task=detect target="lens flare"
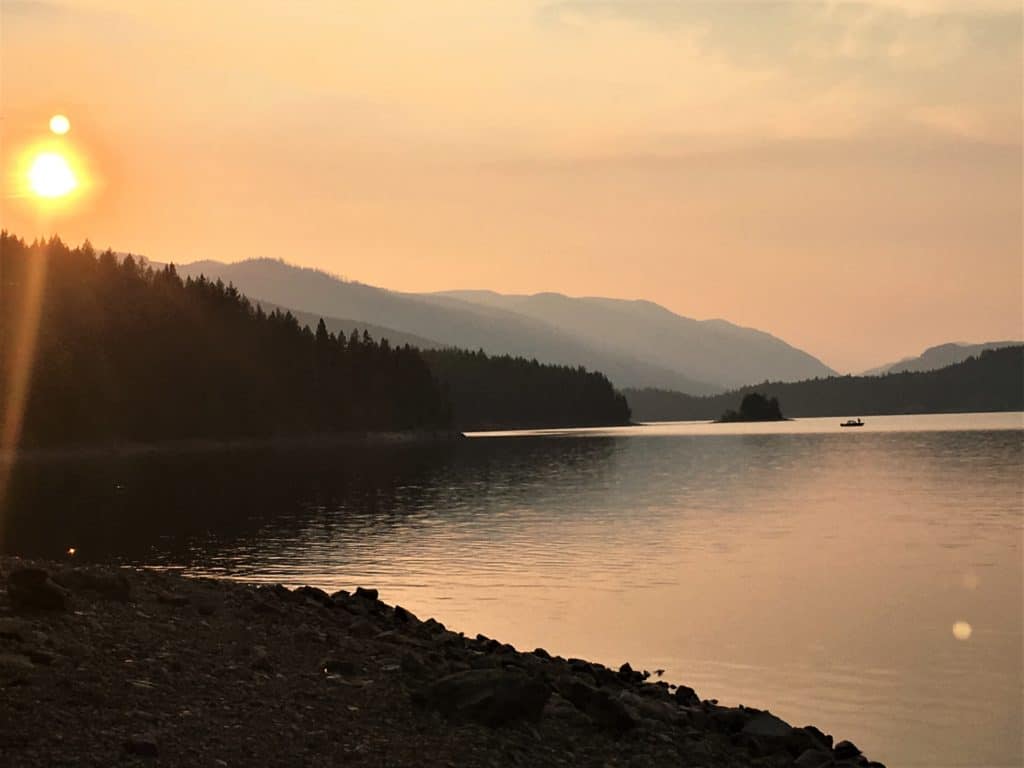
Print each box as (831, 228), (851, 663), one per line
(952, 621), (972, 641)
(28, 152), (78, 198)
(49, 114), (70, 135)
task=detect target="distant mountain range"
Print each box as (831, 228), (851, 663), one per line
(864, 341), (1023, 376)
(626, 346), (1024, 422)
(171, 258), (836, 393)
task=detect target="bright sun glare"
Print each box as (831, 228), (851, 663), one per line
(28, 152), (78, 198)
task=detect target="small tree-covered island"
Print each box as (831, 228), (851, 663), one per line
(716, 392), (786, 423)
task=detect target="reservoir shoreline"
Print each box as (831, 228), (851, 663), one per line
(1, 557), (883, 768)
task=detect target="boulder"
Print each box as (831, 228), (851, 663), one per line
(354, 587), (378, 601)
(294, 586), (332, 606)
(742, 711), (793, 740)
(7, 568), (70, 611)
(560, 678), (636, 732)
(124, 735), (158, 758)
(416, 668), (551, 726)
(673, 684), (700, 707)
(834, 740), (862, 760)
(707, 706), (749, 734)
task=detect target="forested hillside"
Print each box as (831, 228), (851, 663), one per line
(423, 349), (631, 431)
(626, 346), (1024, 422)
(1, 234), (632, 446)
(1, 234), (450, 446)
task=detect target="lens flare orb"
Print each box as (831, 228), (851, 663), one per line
(49, 114), (71, 135)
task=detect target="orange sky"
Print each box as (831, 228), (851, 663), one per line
(1, 0), (1021, 372)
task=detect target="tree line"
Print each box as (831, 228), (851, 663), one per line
(625, 346), (1024, 423)
(423, 348), (631, 431)
(1, 233), (630, 446)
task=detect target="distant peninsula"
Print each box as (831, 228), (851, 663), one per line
(716, 393), (786, 423)
(626, 346), (1024, 423)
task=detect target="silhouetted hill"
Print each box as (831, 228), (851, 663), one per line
(173, 259), (833, 393)
(625, 346), (1024, 422)
(436, 290), (835, 389)
(175, 259), (714, 394)
(1, 235), (450, 446)
(864, 341), (1022, 376)
(1, 234), (634, 444)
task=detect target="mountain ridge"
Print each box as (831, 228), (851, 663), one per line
(864, 341), (1022, 376)
(171, 257), (836, 393)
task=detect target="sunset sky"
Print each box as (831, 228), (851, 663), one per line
(2, 0), (1021, 372)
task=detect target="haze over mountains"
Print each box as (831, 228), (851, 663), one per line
(173, 258), (836, 393)
(864, 341), (1023, 376)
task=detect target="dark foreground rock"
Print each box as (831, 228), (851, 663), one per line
(0, 557), (885, 767)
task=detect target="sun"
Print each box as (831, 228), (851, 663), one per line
(28, 152), (78, 198)
(49, 114), (71, 135)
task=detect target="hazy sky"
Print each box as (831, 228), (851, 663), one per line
(2, 0), (1021, 372)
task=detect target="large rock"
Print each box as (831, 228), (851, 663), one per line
(560, 678), (637, 732)
(54, 568), (130, 602)
(416, 668), (551, 726)
(834, 740), (862, 760)
(741, 711), (792, 739)
(7, 568), (70, 611)
(673, 684), (700, 707)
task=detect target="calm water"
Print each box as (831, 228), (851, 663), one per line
(2, 413), (1021, 767)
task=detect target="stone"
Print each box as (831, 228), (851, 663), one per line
(834, 740), (862, 760)
(393, 605), (416, 623)
(618, 690), (678, 725)
(124, 735), (158, 758)
(295, 586), (332, 606)
(251, 645), (273, 672)
(674, 684), (700, 707)
(796, 749), (835, 768)
(742, 711), (793, 740)
(321, 658), (356, 676)
(7, 568), (70, 611)
(354, 587), (378, 601)
(800, 725), (834, 751)
(708, 706), (749, 734)
(416, 668), (551, 726)
(560, 678), (636, 732)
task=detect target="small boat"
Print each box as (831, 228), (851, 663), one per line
(840, 418), (865, 428)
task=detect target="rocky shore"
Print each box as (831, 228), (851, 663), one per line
(0, 557), (884, 767)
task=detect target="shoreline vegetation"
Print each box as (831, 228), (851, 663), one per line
(0, 557), (884, 768)
(626, 346), (1024, 423)
(0, 233), (631, 450)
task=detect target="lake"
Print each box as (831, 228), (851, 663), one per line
(2, 412), (1021, 767)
